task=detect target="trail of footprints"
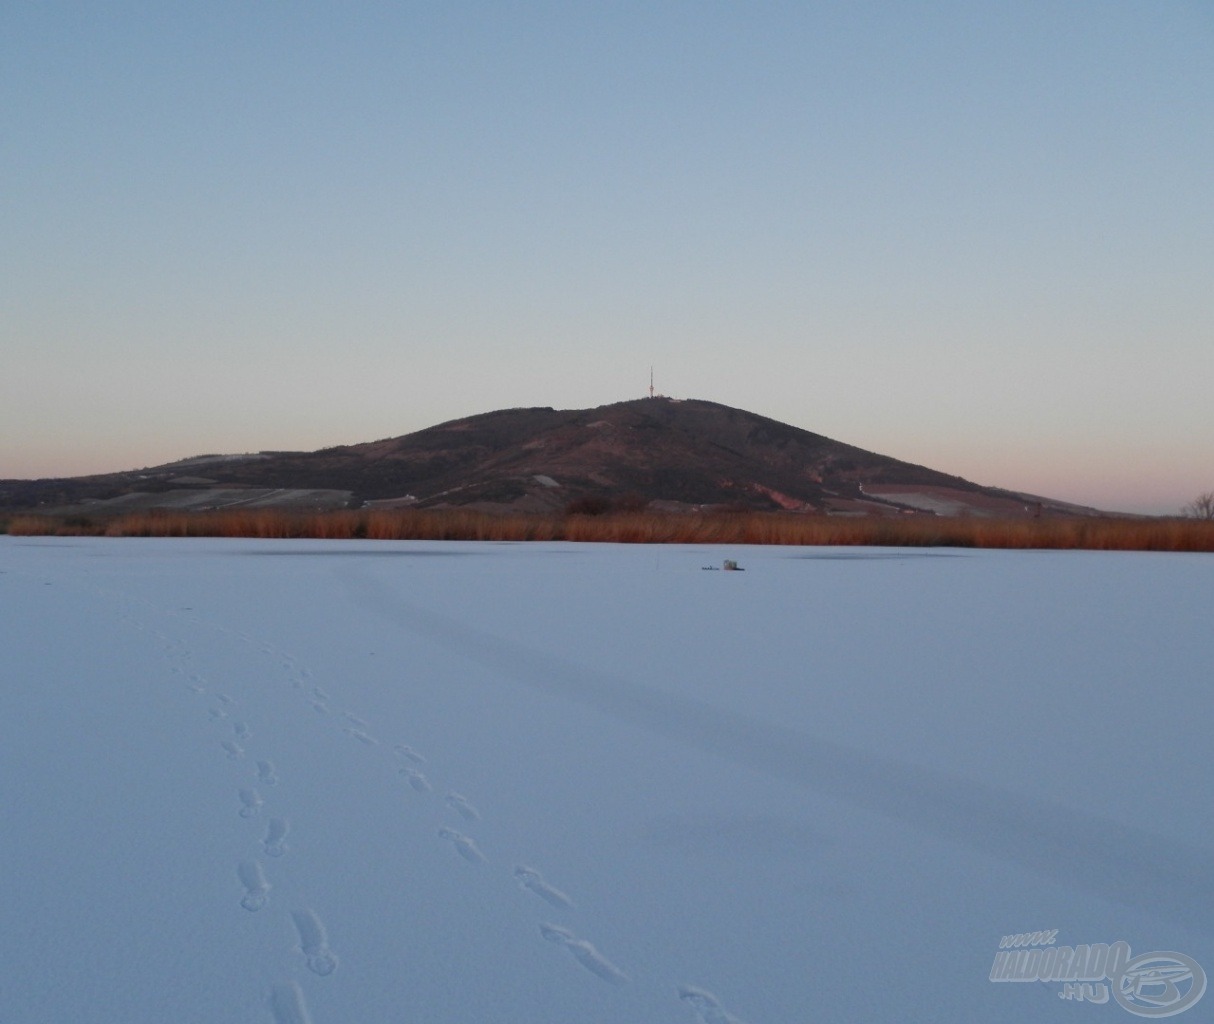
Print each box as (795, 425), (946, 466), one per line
(170, 635), (342, 1022)
(165, 616), (742, 1023)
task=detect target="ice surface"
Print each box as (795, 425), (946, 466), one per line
(1, 536), (1211, 1023)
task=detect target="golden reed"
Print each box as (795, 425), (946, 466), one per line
(5, 508), (1213, 552)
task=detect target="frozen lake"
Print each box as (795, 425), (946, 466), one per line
(1, 536), (1210, 1022)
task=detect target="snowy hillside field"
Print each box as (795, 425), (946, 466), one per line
(2, 537), (1210, 1023)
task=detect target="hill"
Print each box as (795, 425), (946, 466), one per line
(0, 398), (1096, 517)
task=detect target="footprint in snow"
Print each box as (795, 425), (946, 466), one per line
(237, 861), (270, 911)
(401, 768), (432, 793)
(394, 744), (426, 765)
(343, 712), (368, 727)
(540, 922), (576, 944)
(263, 817), (290, 857)
(238, 788), (263, 818)
(539, 923), (628, 986)
(256, 760), (279, 786)
(270, 980), (313, 1024)
(444, 792), (481, 821)
(678, 985), (748, 1024)
(513, 865), (574, 909)
(233, 721), (251, 740)
(209, 707), (228, 722)
(291, 908), (339, 976)
(343, 727), (378, 746)
(312, 686), (329, 701)
(222, 740), (244, 760)
(438, 827), (486, 864)
(310, 701), (329, 715)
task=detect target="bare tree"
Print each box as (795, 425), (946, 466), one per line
(1182, 491), (1214, 519)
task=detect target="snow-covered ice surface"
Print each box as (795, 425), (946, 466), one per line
(2, 537), (1211, 1023)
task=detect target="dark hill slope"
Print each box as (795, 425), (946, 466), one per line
(0, 398), (1093, 517)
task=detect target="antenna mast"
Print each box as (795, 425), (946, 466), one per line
(649, 366), (654, 399)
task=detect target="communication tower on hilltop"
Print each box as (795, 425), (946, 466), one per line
(649, 366), (654, 399)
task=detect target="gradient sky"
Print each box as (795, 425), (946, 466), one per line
(3, 2), (1211, 514)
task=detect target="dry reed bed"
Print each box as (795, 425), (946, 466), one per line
(5, 509), (1213, 552)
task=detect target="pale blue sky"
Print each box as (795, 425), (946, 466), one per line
(3, 2), (1211, 513)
